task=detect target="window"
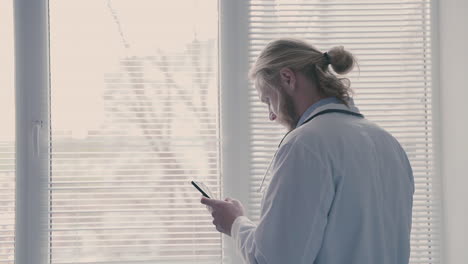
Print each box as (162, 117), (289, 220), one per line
(247, 1), (439, 263)
(12, 0), (440, 263)
(48, 0), (220, 263)
(0, 1), (15, 263)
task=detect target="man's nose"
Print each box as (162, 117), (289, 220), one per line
(269, 112), (277, 121)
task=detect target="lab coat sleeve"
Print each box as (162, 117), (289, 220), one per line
(231, 140), (335, 264)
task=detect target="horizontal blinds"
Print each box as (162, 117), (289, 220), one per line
(49, 1), (220, 263)
(247, 1), (439, 263)
(0, 1), (15, 263)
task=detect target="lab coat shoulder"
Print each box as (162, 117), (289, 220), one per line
(280, 124), (329, 159)
(284, 113), (348, 149)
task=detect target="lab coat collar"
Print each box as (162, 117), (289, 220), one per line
(296, 97), (361, 127)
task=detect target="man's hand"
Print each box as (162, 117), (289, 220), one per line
(200, 197), (245, 236)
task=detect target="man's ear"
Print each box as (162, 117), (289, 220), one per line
(279, 67), (296, 94)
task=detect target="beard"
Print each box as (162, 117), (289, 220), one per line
(277, 89), (300, 131)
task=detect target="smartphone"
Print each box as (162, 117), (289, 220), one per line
(191, 181), (213, 198)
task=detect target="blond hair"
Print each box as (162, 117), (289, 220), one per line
(249, 38), (356, 105)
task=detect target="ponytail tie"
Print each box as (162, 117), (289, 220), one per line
(323, 52), (331, 65)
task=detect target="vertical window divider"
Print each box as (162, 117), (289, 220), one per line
(219, 0), (251, 263)
(14, 0), (51, 263)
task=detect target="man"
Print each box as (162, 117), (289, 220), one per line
(201, 38), (414, 264)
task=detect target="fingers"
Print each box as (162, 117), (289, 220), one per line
(212, 218), (223, 233)
(200, 196), (222, 207)
(224, 197), (243, 205)
(201, 196), (242, 209)
(231, 199), (242, 206)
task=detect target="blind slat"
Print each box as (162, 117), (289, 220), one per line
(247, 1), (438, 263)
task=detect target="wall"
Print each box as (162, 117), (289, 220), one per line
(438, 0), (468, 263)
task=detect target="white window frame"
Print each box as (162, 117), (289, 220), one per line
(437, 0), (468, 263)
(13, 0), (468, 263)
(14, 0), (50, 264)
(219, 0), (251, 263)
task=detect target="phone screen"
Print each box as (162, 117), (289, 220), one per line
(191, 181), (213, 198)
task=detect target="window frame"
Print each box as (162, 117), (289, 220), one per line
(218, 0), (251, 263)
(14, 0), (50, 264)
(437, 0), (468, 263)
(14, 0), (464, 263)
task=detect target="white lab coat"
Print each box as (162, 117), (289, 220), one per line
(231, 102), (414, 264)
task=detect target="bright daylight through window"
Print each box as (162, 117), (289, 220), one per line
(247, 1), (439, 263)
(4, 0), (439, 263)
(0, 1), (15, 263)
(49, 0), (220, 263)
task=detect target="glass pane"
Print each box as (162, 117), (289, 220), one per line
(248, 0), (438, 263)
(0, 1), (15, 263)
(49, 1), (220, 263)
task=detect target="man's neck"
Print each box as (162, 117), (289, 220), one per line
(295, 94), (326, 119)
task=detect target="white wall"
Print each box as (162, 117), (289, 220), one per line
(438, 0), (468, 263)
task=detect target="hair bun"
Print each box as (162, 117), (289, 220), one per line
(327, 46), (355, 75)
